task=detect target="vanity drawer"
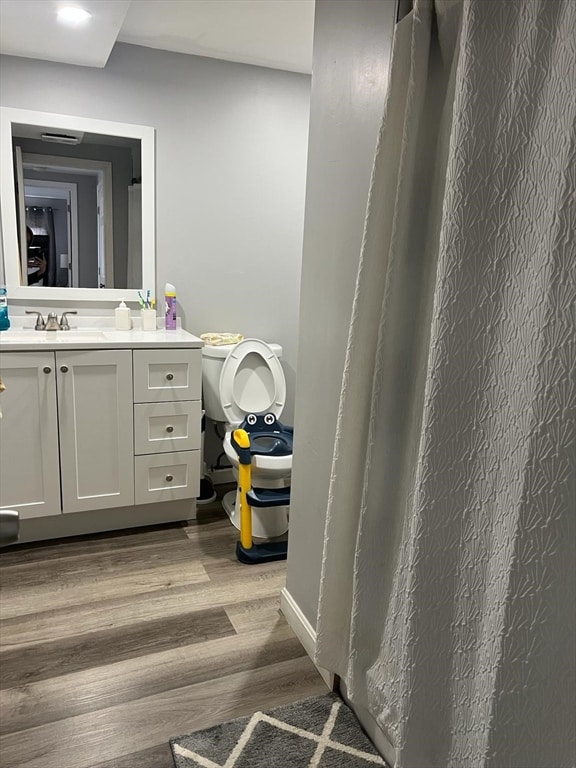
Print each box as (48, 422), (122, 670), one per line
(134, 401), (201, 455)
(134, 450), (200, 505)
(133, 349), (201, 403)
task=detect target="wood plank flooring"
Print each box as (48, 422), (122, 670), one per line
(0, 492), (327, 767)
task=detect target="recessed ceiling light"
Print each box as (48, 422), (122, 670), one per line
(57, 6), (92, 25)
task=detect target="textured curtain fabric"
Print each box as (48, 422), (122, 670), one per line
(315, 1), (576, 767)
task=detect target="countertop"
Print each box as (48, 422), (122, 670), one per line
(0, 317), (203, 352)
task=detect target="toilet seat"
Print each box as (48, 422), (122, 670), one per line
(219, 339), (286, 426)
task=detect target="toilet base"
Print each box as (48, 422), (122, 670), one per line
(222, 489), (289, 539)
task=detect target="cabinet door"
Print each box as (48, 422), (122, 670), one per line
(56, 349), (134, 513)
(0, 351), (61, 518)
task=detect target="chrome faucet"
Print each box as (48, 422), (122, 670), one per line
(59, 311), (77, 330)
(25, 310), (78, 331)
(45, 313), (60, 331)
(25, 310), (46, 330)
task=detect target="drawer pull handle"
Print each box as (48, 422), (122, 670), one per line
(166, 372), (174, 381)
(60, 365), (69, 373)
(166, 474), (174, 482)
(43, 366), (52, 374)
(166, 425), (174, 433)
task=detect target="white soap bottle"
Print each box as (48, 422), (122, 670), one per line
(115, 299), (132, 330)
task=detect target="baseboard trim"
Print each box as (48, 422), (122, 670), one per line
(339, 680), (397, 768)
(280, 588), (334, 690)
(280, 592), (396, 766)
(13, 498), (197, 544)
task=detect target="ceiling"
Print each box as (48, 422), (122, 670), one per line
(0, 0), (314, 73)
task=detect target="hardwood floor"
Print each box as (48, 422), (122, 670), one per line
(0, 492), (326, 768)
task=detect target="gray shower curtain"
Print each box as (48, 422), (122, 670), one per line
(315, 1), (575, 767)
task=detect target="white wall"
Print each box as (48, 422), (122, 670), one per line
(0, 43), (311, 422)
(286, 0), (396, 627)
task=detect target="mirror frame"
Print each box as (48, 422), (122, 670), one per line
(0, 107), (155, 302)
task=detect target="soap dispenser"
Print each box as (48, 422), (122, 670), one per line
(115, 299), (132, 331)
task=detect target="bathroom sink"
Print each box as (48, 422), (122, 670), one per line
(0, 329), (107, 343)
(52, 331), (108, 342)
(0, 330), (39, 340)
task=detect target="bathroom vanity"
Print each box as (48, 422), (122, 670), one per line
(0, 318), (203, 542)
(0, 109), (207, 543)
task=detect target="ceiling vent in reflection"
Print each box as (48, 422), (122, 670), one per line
(40, 133), (81, 145)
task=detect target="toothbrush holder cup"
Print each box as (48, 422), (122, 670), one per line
(141, 309), (157, 331)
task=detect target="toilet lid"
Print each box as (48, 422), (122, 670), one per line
(219, 338), (286, 425)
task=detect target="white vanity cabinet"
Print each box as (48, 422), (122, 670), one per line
(0, 349), (134, 516)
(56, 349), (134, 513)
(0, 334), (203, 539)
(0, 351), (61, 518)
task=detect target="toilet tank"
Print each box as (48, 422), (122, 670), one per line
(201, 342), (282, 423)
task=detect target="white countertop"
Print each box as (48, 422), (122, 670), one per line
(0, 316), (203, 351)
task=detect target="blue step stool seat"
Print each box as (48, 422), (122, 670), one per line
(247, 486), (291, 508)
(236, 540), (288, 564)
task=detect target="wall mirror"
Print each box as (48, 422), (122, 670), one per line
(0, 107), (155, 302)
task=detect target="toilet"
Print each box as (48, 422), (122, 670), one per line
(201, 339), (291, 538)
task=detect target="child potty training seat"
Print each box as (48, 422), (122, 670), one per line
(240, 412), (293, 458)
(218, 339), (292, 539)
(220, 338), (293, 477)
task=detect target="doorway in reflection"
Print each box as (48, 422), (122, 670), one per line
(26, 174), (79, 287)
(26, 206), (55, 286)
(25, 167), (96, 288)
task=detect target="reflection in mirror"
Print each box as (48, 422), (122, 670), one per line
(12, 125), (142, 289)
(0, 108), (155, 302)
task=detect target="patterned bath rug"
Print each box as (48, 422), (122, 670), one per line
(170, 692), (388, 767)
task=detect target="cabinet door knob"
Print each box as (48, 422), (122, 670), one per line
(166, 474), (174, 482)
(60, 365), (69, 373)
(165, 372), (174, 381)
(43, 366), (52, 374)
(166, 425), (174, 433)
